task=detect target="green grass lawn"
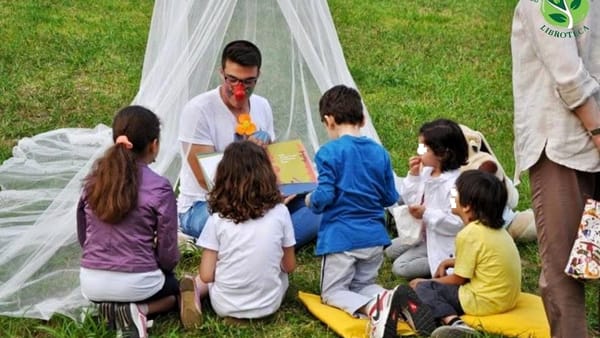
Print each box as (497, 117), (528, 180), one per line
(0, 0), (597, 337)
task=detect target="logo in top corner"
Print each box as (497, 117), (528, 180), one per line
(541, 0), (590, 29)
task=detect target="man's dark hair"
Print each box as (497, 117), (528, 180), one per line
(455, 170), (507, 229)
(318, 85), (364, 126)
(419, 118), (468, 172)
(221, 40), (262, 69)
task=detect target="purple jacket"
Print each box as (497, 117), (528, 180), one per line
(77, 163), (180, 273)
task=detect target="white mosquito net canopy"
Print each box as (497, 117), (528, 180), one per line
(0, 0), (382, 319)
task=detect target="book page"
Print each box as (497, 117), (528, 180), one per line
(197, 152), (223, 190)
(195, 140), (317, 195)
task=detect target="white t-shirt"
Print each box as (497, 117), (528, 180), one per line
(178, 87), (275, 212)
(79, 267), (164, 302)
(196, 203), (295, 318)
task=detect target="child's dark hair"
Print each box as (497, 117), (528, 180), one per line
(221, 40), (262, 69)
(455, 170), (507, 229)
(84, 105), (160, 224)
(420, 118), (468, 171)
(208, 141), (282, 223)
(318, 85), (364, 126)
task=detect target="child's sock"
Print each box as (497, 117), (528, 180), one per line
(447, 316), (462, 326)
(137, 303), (149, 315)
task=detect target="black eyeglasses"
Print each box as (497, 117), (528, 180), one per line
(223, 74), (258, 86)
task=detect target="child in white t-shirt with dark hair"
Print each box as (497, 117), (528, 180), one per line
(193, 140), (296, 319)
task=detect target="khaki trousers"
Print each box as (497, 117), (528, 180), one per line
(530, 152), (600, 338)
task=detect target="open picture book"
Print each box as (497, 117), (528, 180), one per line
(197, 139), (318, 196)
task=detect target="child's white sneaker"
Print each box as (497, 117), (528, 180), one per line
(366, 286), (402, 338)
(115, 303), (147, 338)
(431, 319), (477, 337)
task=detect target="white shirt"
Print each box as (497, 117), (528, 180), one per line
(511, 1), (600, 184)
(196, 204), (295, 318)
(402, 167), (463, 276)
(79, 267), (164, 302)
(178, 87), (275, 212)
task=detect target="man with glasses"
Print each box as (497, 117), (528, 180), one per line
(177, 40), (319, 248)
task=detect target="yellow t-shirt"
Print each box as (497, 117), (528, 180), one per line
(455, 220), (521, 316)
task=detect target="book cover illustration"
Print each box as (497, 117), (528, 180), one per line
(267, 139), (317, 196)
(196, 139), (317, 196)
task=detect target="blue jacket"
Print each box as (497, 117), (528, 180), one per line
(309, 135), (399, 255)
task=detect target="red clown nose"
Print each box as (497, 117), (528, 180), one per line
(233, 83), (246, 100)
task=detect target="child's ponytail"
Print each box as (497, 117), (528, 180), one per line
(84, 106), (160, 224)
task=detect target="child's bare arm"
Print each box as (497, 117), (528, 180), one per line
(434, 273), (468, 286)
(409, 271), (467, 290)
(280, 246), (296, 273)
(199, 249), (217, 283)
(434, 258), (455, 278)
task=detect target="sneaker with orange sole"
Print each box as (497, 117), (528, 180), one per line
(180, 275), (202, 329)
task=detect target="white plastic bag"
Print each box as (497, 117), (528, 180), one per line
(391, 205), (423, 246)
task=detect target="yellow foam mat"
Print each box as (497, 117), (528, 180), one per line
(462, 293), (550, 338)
(298, 291), (549, 338)
(298, 291), (414, 337)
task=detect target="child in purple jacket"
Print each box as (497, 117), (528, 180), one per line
(77, 106), (201, 337)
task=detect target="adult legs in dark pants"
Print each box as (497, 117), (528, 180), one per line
(530, 151), (600, 338)
(287, 194), (321, 249)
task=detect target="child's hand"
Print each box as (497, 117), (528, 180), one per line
(409, 277), (427, 290)
(304, 193), (312, 207)
(408, 156), (422, 176)
(434, 258), (455, 278)
(408, 204), (425, 219)
(248, 130), (271, 147)
(283, 194), (297, 205)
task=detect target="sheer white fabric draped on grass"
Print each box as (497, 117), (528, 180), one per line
(0, 0), (382, 320)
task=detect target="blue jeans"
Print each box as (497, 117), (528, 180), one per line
(287, 194), (320, 249)
(178, 200), (209, 239)
(179, 197), (319, 247)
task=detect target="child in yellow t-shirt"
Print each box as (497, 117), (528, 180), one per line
(409, 170), (521, 337)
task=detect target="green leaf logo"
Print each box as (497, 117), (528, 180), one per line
(542, 0), (589, 28)
(549, 13), (568, 22)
